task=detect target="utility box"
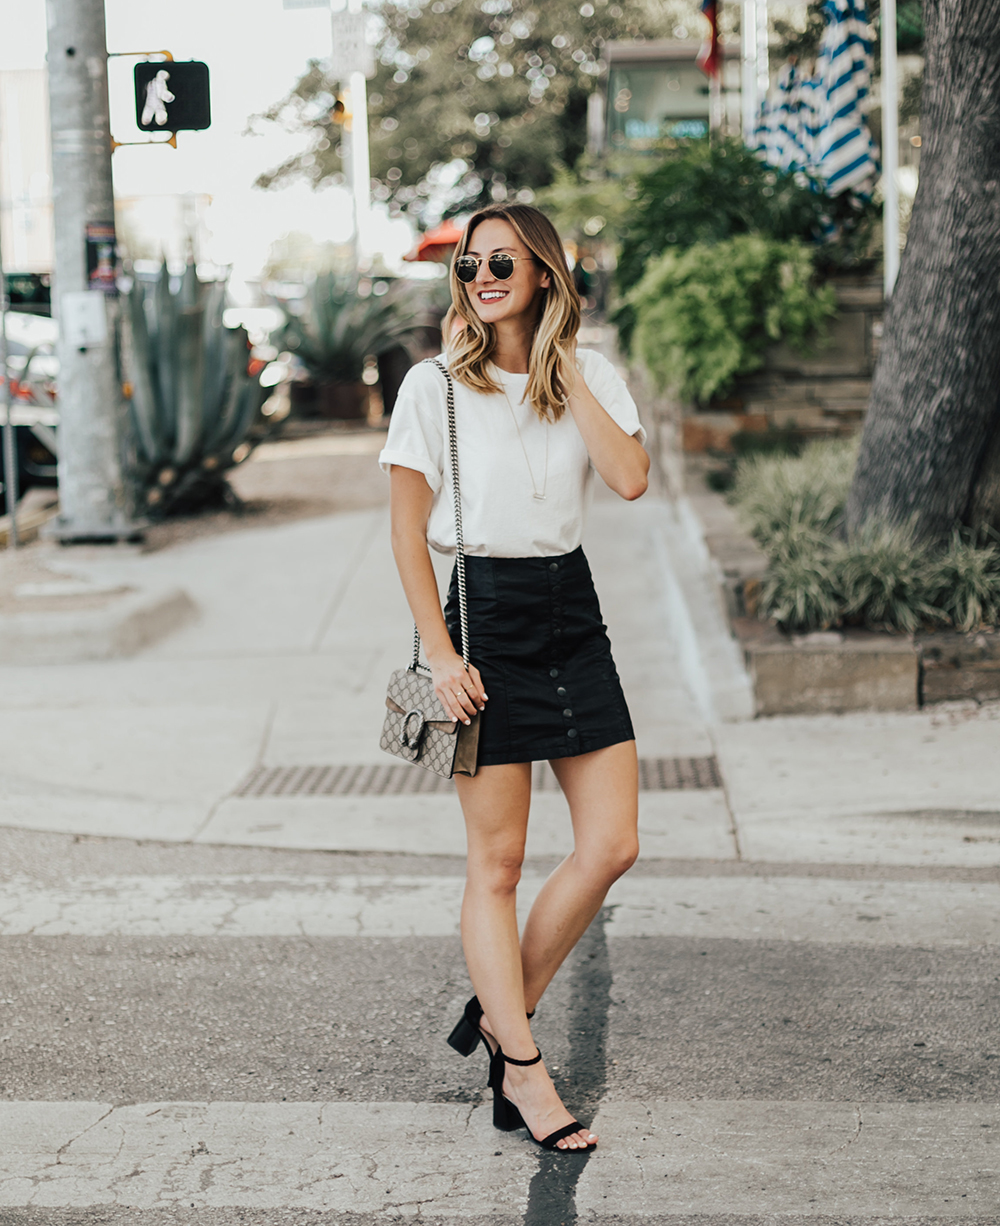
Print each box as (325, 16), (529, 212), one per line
(134, 61), (211, 132)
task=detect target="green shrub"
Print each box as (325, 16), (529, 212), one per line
(629, 236), (837, 405)
(926, 529), (1000, 632)
(833, 523), (944, 634)
(731, 438), (857, 550)
(729, 439), (1000, 634)
(759, 549), (840, 632)
(616, 138), (876, 301)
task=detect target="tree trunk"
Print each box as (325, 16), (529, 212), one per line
(967, 407), (1000, 533)
(845, 0), (1000, 542)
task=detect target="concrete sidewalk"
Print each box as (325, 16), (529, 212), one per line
(0, 487), (997, 867)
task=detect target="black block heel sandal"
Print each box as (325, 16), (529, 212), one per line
(488, 1045), (596, 1152)
(446, 995), (535, 1058)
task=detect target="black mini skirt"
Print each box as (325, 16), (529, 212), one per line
(444, 546), (634, 768)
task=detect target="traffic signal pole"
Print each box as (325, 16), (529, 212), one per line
(45, 0), (137, 542)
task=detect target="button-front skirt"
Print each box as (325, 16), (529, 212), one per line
(445, 546), (634, 767)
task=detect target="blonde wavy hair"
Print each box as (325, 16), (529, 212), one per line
(443, 204), (580, 423)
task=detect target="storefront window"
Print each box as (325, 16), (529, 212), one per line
(608, 62), (710, 150)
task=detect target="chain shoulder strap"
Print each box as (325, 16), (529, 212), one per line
(410, 358), (469, 670)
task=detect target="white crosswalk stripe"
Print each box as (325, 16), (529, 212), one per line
(1, 1099), (994, 1215)
(2, 872), (998, 945)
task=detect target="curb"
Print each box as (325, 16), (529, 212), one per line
(652, 498), (756, 724)
(0, 585), (197, 665)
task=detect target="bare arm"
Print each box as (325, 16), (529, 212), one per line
(566, 366), (649, 501)
(389, 464), (487, 725)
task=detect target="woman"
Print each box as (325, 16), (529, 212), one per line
(379, 204), (649, 1153)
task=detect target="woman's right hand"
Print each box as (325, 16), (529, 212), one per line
(428, 650), (487, 725)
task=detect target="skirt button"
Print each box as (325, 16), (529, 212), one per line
(548, 562), (559, 572)
(566, 728), (578, 739)
(549, 668), (559, 679)
(563, 708), (573, 718)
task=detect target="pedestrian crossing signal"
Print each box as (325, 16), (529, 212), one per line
(134, 61), (211, 132)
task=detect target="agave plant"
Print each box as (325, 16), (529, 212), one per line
(122, 264), (269, 516)
(281, 274), (423, 386)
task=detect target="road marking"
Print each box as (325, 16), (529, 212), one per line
(0, 1100), (993, 1215)
(2, 873), (997, 945)
(197, 790), (737, 860)
(576, 1100), (998, 1218)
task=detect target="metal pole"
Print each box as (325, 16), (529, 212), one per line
(45, 0), (136, 542)
(709, 74), (723, 135)
(881, 0), (900, 297)
(348, 69), (371, 259)
(347, 0), (370, 263)
(755, 0), (770, 108)
(742, 0), (759, 142)
(0, 163), (19, 549)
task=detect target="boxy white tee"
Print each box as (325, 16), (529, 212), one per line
(378, 349), (646, 558)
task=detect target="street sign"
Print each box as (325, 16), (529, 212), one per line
(330, 10), (373, 80)
(61, 292), (109, 348)
(134, 61), (211, 132)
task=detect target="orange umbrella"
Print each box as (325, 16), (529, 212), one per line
(404, 218), (466, 263)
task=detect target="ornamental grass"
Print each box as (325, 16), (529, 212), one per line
(729, 441), (1000, 634)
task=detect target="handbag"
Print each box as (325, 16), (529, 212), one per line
(379, 359), (480, 778)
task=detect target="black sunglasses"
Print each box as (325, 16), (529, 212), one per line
(454, 253), (536, 283)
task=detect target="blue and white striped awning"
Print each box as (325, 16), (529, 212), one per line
(754, 0), (879, 200)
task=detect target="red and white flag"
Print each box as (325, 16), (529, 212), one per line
(697, 0), (722, 78)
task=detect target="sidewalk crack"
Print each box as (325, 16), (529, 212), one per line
(309, 510), (383, 653)
(55, 1104), (115, 1164)
(830, 1103), (864, 1154)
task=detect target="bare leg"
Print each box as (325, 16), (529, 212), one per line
(455, 763), (596, 1150)
(520, 740), (640, 1012)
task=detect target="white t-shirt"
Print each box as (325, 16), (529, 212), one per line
(378, 348), (645, 558)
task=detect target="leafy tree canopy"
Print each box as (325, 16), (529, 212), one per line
(615, 137), (877, 348)
(774, 0), (924, 63)
(251, 0), (694, 222)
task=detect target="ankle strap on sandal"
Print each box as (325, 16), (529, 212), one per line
(500, 1047), (541, 1067)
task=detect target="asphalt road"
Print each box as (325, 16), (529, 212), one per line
(1, 824), (997, 1225)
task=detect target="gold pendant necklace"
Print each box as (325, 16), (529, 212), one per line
(500, 382), (548, 501)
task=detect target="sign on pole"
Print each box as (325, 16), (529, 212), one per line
(330, 10), (372, 81)
(134, 61), (211, 132)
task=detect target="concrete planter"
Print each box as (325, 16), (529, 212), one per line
(314, 381), (369, 420)
(682, 478), (998, 716)
(290, 381), (370, 420)
(735, 619), (920, 716)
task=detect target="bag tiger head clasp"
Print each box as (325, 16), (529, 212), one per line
(400, 708), (427, 753)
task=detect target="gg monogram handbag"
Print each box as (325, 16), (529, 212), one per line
(379, 359), (480, 778)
